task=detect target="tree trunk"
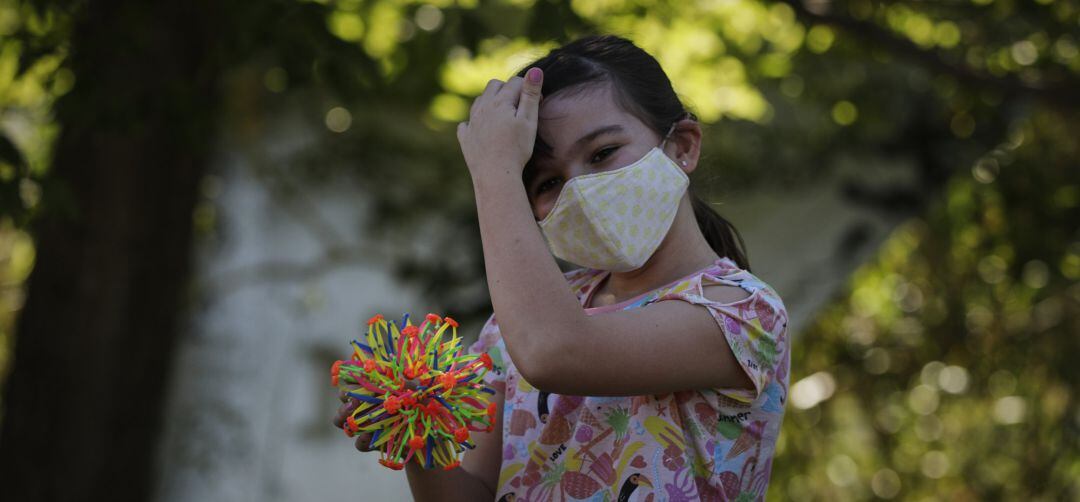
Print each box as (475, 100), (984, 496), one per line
(0, 2), (221, 500)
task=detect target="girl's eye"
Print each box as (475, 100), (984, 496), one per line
(591, 146), (618, 163)
(536, 177), (562, 194)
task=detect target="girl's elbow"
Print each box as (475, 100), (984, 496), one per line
(516, 322), (581, 391)
(517, 328), (569, 389)
(514, 332), (552, 388)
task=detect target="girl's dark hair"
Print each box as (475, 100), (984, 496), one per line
(514, 34), (751, 272)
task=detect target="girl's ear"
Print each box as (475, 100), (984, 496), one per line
(670, 118), (702, 174)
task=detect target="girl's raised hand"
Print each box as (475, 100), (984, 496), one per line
(457, 67), (543, 182)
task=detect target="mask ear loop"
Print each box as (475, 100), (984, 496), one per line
(659, 122), (676, 150)
(659, 111), (690, 150)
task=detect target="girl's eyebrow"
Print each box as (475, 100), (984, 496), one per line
(523, 124), (626, 191)
(573, 124), (625, 149)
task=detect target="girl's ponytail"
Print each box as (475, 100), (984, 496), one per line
(689, 189), (751, 272)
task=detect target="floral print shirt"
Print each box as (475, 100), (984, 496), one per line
(466, 257), (790, 502)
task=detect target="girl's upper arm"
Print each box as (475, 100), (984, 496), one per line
(526, 282), (786, 401)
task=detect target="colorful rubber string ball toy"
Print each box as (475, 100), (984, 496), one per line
(331, 312), (498, 471)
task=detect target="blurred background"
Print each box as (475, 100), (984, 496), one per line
(0, 0), (1077, 500)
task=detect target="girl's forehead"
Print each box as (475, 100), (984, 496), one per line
(537, 88), (643, 150)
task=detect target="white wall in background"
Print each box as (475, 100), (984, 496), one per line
(153, 110), (431, 502)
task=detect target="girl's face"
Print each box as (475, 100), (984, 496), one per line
(523, 83), (686, 222)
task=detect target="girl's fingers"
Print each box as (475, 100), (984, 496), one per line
(496, 76), (524, 107)
(473, 78), (505, 114)
(457, 121), (467, 144)
(516, 67), (543, 121)
(354, 432), (375, 452)
(332, 405), (347, 428)
(331, 398), (359, 429)
(332, 408), (344, 428)
(483, 78), (504, 93)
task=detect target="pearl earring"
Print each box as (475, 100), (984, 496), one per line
(680, 160), (687, 166)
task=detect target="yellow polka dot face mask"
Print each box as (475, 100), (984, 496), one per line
(537, 129), (689, 272)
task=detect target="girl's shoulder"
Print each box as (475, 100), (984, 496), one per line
(648, 258), (789, 336)
(699, 259), (785, 305)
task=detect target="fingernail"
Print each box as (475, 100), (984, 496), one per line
(527, 67), (542, 83)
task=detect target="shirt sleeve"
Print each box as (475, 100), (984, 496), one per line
(651, 274), (789, 404)
(465, 313), (508, 392)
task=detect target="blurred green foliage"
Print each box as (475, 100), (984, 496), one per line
(0, 0), (1077, 498)
(0, 0), (65, 402)
(772, 107), (1080, 500)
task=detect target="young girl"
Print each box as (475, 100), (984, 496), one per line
(336, 34), (789, 502)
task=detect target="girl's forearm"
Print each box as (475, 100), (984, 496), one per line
(404, 461), (494, 501)
(471, 173), (583, 380)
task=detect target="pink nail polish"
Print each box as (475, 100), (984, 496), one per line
(527, 67), (542, 83)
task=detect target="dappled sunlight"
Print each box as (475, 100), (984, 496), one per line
(772, 108), (1079, 499)
(440, 37), (559, 96)
(0, 0), (1076, 499)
